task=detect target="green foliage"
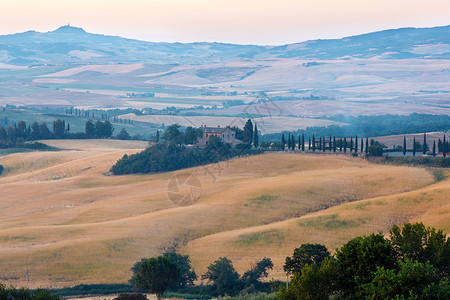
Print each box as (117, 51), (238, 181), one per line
(202, 257), (241, 296)
(335, 233), (396, 296)
(279, 223), (449, 299)
(117, 128), (131, 140)
(133, 256), (180, 300)
(184, 126), (203, 145)
(277, 257), (340, 300)
(0, 284), (61, 300)
(368, 145), (383, 156)
(390, 222), (450, 275)
(360, 258), (450, 299)
(162, 124), (184, 145)
(163, 252), (198, 288)
(283, 244), (330, 275)
(0, 164), (3, 176)
(50, 283), (138, 296)
(243, 119), (253, 144)
(241, 258), (274, 286)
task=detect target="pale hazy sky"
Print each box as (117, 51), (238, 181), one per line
(1, 0), (449, 45)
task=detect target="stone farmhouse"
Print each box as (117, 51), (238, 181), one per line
(196, 125), (244, 147)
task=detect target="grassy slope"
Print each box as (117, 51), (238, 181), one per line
(0, 140), (446, 288)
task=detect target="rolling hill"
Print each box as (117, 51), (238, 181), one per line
(0, 140), (448, 288)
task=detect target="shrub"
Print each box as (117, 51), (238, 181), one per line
(113, 293), (147, 300)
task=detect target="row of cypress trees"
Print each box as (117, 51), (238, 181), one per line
(281, 133), (373, 154)
(279, 132), (449, 157)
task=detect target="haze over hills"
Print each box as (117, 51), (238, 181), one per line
(1, 25), (450, 65)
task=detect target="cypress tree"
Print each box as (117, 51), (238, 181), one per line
(288, 134), (292, 150)
(333, 136), (336, 152)
(432, 141), (436, 157)
(423, 133), (427, 155)
(156, 130), (160, 143)
(339, 138), (343, 152)
(298, 135), (301, 150)
(355, 135), (358, 153)
(444, 135), (447, 158)
(403, 135), (406, 155)
(281, 134), (286, 150)
(350, 137), (353, 152)
(329, 135), (332, 151)
(308, 137), (311, 151)
(322, 137), (326, 152)
(312, 135), (316, 151)
(291, 135), (295, 151)
(344, 137), (347, 153)
(361, 138), (364, 153)
(365, 137), (369, 154)
(319, 137), (322, 151)
(413, 136), (416, 156)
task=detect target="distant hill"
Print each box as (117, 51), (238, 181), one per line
(1, 25), (450, 65)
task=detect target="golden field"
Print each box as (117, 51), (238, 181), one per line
(0, 139), (448, 288)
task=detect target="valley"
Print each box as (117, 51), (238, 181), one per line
(0, 140), (447, 288)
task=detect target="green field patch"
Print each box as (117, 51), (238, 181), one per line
(297, 214), (359, 230)
(432, 170), (448, 183)
(0, 235), (37, 243)
(246, 194), (278, 206)
(234, 229), (285, 247)
(104, 237), (133, 253)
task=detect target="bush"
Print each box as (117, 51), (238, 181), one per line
(0, 164), (3, 176)
(113, 293), (147, 300)
(368, 145), (383, 156)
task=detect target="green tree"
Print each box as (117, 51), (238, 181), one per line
(184, 126), (203, 145)
(284, 244), (330, 275)
(163, 252), (197, 288)
(155, 130), (160, 143)
(390, 222), (450, 275)
(162, 124), (184, 145)
(335, 233), (396, 297)
(423, 132), (428, 155)
(253, 124), (259, 148)
(277, 257), (339, 300)
(241, 257), (273, 286)
(281, 134), (286, 150)
(360, 258), (449, 299)
(243, 119), (253, 144)
(202, 257), (241, 296)
(301, 134), (305, 151)
(433, 140), (436, 157)
(403, 135), (407, 155)
(132, 256), (180, 300)
(117, 128), (131, 140)
(85, 120), (96, 138)
(39, 122), (52, 139)
(343, 137), (347, 153)
(53, 119), (65, 138)
(365, 137), (369, 154)
(368, 145), (383, 156)
(312, 135), (316, 151)
(413, 136), (416, 156)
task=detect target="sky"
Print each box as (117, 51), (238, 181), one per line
(1, 0), (450, 45)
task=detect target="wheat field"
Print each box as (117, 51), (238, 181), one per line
(0, 140), (447, 288)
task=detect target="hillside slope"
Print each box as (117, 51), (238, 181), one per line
(0, 140), (447, 288)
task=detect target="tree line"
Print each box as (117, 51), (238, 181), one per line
(0, 119), (134, 149)
(117, 222), (449, 299)
(262, 113), (450, 142)
(270, 132), (449, 157)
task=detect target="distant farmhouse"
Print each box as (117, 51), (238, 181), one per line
(196, 125), (244, 147)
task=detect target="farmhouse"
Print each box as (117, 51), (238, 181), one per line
(196, 125), (244, 147)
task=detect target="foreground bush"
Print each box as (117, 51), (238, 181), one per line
(0, 284), (61, 300)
